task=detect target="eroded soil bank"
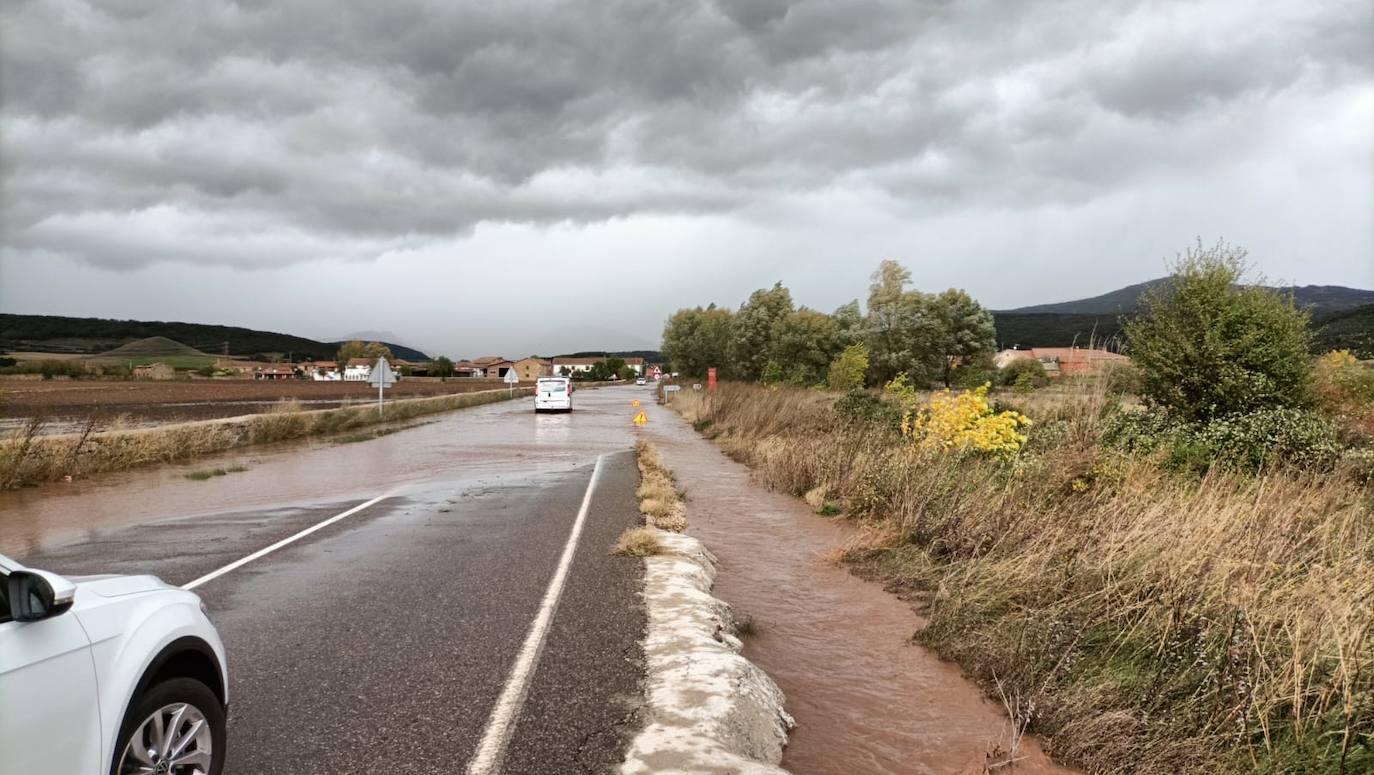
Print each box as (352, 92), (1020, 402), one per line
(641, 404), (1077, 775)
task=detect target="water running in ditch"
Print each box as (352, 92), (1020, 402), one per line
(645, 412), (1077, 775)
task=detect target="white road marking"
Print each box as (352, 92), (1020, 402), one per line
(181, 489), (401, 591)
(466, 454), (606, 775)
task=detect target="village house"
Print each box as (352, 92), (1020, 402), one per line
(344, 358), (375, 381)
(994, 347), (1130, 377)
(254, 365), (295, 381)
(512, 357), (552, 382)
(454, 356), (513, 378)
(213, 359), (262, 378)
(133, 362), (175, 380)
(551, 356), (645, 376)
(303, 360), (341, 381)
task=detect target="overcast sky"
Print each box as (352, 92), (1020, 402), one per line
(2, 0), (1371, 357)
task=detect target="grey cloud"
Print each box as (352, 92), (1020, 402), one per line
(1, 0), (1369, 268)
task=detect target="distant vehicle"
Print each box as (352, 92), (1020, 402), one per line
(635, 377), (647, 386)
(0, 553), (228, 775)
(535, 377), (574, 413)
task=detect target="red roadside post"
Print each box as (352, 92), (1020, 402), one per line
(708, 367), (717, 392)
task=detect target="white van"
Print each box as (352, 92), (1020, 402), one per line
(535, 377), (573, 413)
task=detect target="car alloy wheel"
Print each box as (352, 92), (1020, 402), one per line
(117, 702), (214, 775)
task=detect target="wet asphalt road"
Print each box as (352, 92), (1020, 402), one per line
(9, 386), (652, 774)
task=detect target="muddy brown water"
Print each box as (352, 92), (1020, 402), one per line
(642, 402), (1077, 775)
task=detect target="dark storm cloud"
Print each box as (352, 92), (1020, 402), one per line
(1, 0), (1369, 268)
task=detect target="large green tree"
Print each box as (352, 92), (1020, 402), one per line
(661, 304), (734, 378)
(336, 340), (394, 364)
(432, 356), (455, 378)
(770, 307), (843, 386)
(832, 300), (863, 348)
(1123, 241), (1313, 422)
(862, 261), (941, 385)
(929, 288), (997, 387)
(728, 283), (795, 381)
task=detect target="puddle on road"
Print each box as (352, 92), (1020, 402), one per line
(643, 408), (1077, 775)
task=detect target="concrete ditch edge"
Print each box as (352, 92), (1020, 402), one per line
(620, 530), (794, 774)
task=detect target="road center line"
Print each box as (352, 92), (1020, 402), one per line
(466, 454), (606, 775)
(181, 490), (401, 591)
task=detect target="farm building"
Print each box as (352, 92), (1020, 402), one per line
(133, 362), (175, 380)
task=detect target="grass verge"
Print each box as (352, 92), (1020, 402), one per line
(636, 439), (688, 532)
(670, 382), (1373, 774)
(0, 388), (528, 490)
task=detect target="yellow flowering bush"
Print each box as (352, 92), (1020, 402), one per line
(901, 383), (1031, 455)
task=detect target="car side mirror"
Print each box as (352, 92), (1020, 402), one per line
(8, 569), (76, 622)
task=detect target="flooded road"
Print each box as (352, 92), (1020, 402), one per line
(9, 386), (651, 774)
(642, 400), (1077, 775)
(0, 386), (635, 558)
(5, 382), (1077, 773)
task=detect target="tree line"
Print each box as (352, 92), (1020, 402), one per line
(661, 260), (998, 389)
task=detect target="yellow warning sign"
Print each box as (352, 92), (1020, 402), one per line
(631, 399), (641, 408)
(633, 411), (648, 425)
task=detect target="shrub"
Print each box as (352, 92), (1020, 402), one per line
(1101, 405), (1180, 454)
(1311, 350), (1374, 440)
(833, 389), (902, 429)
(1102, 362), (1143, 396)
(1104, 405), (1341, 472)
(827, 343), (869, 391)
(1123, 240), (1312, 422)
(1193, 407), (1341, 472)
(997, 358), (1048, 391)
(903, 383), (1031, 455)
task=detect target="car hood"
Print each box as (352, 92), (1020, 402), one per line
(69, 573), (173, 598)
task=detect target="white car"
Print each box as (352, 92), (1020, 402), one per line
(534, 376), (574, 413)
(635, 377), (647, 386)
(0, 553), (228, 775)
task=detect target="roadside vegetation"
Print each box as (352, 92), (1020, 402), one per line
(662, 243), (1374, 773)
(613, 441), (689, 557)
(0, 388), (526, 490)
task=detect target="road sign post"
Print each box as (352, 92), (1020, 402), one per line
(367, 357), (398, 416)
(708, 367), (717, 392)
(504, 368), (520, 395)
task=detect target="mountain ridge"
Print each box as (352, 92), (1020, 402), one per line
(1000, 278), (1374, 315)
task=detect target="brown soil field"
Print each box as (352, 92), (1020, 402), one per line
(0, 378), (512, 433)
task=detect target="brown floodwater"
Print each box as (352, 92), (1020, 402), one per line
(0, 387), (639, 558)
(642, 402), (1078, 775)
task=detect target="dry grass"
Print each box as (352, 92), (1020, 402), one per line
(613, 526), (664, 557)
(636, 439), (688, 532)
(673, 382), (1374, 774)
(0, 388), (526, 489)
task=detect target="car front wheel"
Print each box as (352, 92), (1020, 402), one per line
(113, 677), (225, 775)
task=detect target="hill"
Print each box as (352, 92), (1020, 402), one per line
(1004, 280), (1374, 316)
(0, 314), (338, 361)
(994, 280), (1374, 351)
(991, 313), (1126, 350)
(1312, 304), (1374, 357)
(556, 350), (663, 362)
(89, 337), (218, 369)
